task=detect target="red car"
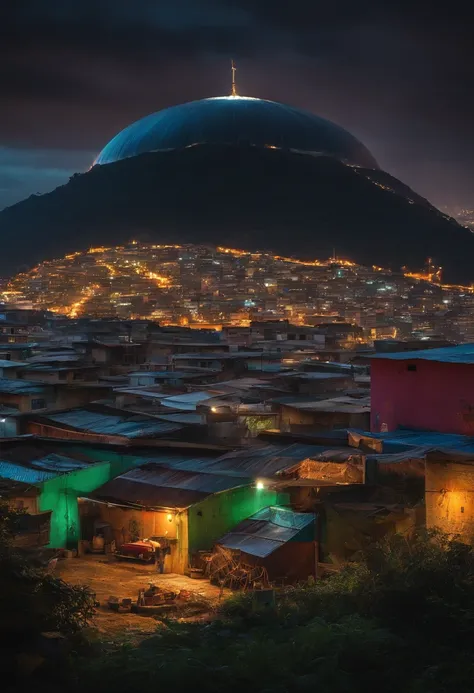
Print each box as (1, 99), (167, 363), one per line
(116, 540), (155, 563)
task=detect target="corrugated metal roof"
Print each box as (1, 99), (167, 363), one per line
(366, 446), (429, 465)
(113, 388), (167, 399)
(0, 378), (47, 395)
(0, 447), (94, 478)
(27, 453), (90, 473)
(0, 461), (56, 484)
(155, 412), (205, 425)
(218, 506), (315, 558)
(191, 443), (330, 478)
(283, 372), (349, 380)
(371, 344), (474, 364)
(160, 391), (225, 411)
(217, 378), (269, 389)
(0, 360), (28, 368)
(90, 463), (248, 509)
(217, 534), (283, 557)
(282, 396), (370, 414)
(350, 428), (474, 454)
(44, 409), (182, 438)
(251, 505), (315, 530)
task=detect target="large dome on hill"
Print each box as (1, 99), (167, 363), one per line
(95, 95), (378, 169)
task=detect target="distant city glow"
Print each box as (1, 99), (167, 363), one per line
(2, 243), (473, 343)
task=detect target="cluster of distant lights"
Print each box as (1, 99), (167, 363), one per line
(4, 242), (474, 319)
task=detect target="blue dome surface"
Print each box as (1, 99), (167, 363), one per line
(95, 96), (378, 169)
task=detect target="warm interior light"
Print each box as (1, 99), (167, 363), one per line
(167, 513), (173, 522)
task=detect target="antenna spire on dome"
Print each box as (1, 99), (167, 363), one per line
(231, 59), (237, 97)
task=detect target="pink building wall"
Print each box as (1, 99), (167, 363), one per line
(371, 358), (474, 434)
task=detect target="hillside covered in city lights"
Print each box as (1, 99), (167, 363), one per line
(2, 243), (472, 335)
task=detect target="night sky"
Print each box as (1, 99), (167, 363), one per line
(2, 1), (473, 212)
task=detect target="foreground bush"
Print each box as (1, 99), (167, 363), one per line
(0, 503), (95, 681)
(77, 530), (474, 693)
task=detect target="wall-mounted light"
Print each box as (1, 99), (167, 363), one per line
(256, 481), (265, 490)
(167, 513), (173, 522)
(211, 406), (217, 413)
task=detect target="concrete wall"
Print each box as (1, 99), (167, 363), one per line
(426, 460), (474, 543)
(371, 358), (474, 434)
(0, 391), (53, 413)
(280, 404), (369, 431)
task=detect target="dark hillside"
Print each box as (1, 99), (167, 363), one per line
(0, 144), (470, 282)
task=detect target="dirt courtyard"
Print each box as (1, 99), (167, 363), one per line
(58, 555), (228, 639)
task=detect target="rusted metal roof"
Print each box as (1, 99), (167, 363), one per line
(43, 409), (182, 438)
(177, 443), (329, 478)
(89, 463), (248, 509)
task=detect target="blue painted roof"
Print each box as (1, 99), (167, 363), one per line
(0, 378), (47, 395)
(371, 344), (474, 364)
(95, 96), (378, 169)
(0, 461), (56, 484)
(350, 428), (474, 455)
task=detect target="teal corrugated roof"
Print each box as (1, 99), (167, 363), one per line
(0, 460), (55, 484)
(218, 505), (315, 558)
(371, 344), (474, 364)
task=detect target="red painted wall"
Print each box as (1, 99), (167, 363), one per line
(371, 359), (474, 434)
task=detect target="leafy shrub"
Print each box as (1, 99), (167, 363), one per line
(0, 502), (95, 680)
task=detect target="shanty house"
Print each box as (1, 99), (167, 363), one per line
(0, 378), (54, 414)
(275, 395), (370, 432)
(371, 344), (474, 434)
(0, 444), (136, 548)
(86, 462), (288, 574)
(215, 505), (316, 582)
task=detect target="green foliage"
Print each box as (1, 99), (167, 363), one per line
(0, 502), (95, 679)
(76, 529), (474, 692)
(243, 416), (275, 434)
(79, 616), (405, 693)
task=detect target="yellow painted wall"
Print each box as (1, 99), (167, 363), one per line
(426, 461), (474, 543)
(90, 503), (187, 573)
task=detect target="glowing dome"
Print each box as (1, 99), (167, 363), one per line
(95, 96), (378, 169)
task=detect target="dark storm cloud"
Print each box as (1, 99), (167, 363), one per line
(1, 0), (473, 210)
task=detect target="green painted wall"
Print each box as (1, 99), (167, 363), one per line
(39, 462), (111, 548)
(188, 485), (290, 554)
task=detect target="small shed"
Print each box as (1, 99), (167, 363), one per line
(216, 506), (316, 582)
